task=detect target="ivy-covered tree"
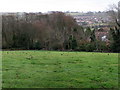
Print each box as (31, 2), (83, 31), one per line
(110, 27), (120, 52)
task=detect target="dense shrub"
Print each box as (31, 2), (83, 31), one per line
(85, 43), (96, 52)
(110, 28), (120, 52)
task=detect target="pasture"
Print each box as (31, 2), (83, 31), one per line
(2, 51), (118, 88)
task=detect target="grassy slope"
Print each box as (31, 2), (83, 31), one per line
(2, 51), (118, 88)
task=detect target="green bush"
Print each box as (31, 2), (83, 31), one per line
(78, 44), (86, 51)
(33, 41), (41, 50)
(85, 43), (96, 52)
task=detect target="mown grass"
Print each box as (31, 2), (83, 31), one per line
(2, 51), (118, 88)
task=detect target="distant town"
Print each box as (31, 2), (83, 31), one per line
(65, 11), (111, 27)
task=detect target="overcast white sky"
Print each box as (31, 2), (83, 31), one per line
(0, 0), (119, 12)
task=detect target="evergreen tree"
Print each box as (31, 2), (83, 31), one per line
(110, 27), (120, 52)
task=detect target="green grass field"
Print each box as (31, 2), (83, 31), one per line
(2, 51), (118, 88)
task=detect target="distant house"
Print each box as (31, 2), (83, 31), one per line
(95, 27), (111, 46)
(95, 27), (109, 41)
(95, 27), (110, 42)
